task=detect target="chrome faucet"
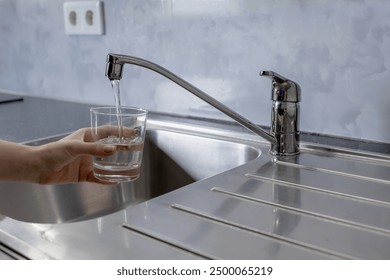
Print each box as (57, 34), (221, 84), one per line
(105, 53), (301, 156)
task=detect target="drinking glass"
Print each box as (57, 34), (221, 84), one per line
(90, 106), (147, 182)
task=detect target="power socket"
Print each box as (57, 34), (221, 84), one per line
(63, 1), (105, 35)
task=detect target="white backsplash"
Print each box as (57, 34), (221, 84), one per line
(1, 0), (390, 143)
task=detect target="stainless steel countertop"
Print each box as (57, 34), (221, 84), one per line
(119, 144), (390, 259)
(1, 93), (390, 259)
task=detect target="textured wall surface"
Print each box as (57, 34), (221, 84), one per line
(1, 0), (390, 142)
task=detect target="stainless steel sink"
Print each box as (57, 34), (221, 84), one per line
(0, 119), (261, 224)
(3, 114), (390, 260)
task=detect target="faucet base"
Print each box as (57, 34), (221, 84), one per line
(270, 133), (300, 156)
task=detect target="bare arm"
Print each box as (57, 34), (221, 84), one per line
(0, 128), (116, 185)
(0, 140), (39, 182)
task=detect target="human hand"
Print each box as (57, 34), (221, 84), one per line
(35, 128), (117, 185)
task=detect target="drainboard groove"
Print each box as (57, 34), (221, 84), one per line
(0, 242), (29, 260)
(211, 187), (390, 237)
(121, 224), (213, 260)
(246, 173), (390, 208)
(275, 160), (390, 185)
(170, 203), (351, 260)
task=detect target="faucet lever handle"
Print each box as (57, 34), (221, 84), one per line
(260, 70), (301, 103)
(260, 70), (288, 83)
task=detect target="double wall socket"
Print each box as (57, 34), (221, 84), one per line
(63, 1), (105, 35)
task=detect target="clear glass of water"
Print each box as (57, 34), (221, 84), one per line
(90, 106), (147, 182)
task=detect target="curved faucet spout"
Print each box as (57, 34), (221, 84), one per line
(105, 53), (277, 144)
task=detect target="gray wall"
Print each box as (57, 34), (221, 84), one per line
(1, 0), (390, 142)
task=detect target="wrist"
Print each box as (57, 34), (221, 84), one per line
(27, 146), (45, 184)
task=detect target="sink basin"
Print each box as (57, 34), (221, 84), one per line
(0, 120), (261, 224)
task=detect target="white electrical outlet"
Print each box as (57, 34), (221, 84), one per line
(63, 1), (105, 35)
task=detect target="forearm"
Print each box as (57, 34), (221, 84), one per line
(0, 140), (41, 183)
